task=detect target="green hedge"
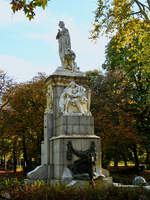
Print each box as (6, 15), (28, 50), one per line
(0, 179), (150, 200)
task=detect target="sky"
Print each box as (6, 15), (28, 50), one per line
(0, 0), (109, 83)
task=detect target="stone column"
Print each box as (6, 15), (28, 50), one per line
(43, 68), (104, 182)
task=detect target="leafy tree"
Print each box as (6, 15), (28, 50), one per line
(92, 0), (150, 38)
(102, 37), (150, 168)
(1, 73), (47, 171)
(86, 70), (142, 168)
(0, 71), (14, 112)
(91, 0), (150, 69)
(0, 71), (19, 171)
(10, 0), (48, 20)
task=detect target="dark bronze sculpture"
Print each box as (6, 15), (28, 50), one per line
(66, 141), (97, 184)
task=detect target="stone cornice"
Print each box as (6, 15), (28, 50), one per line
(45, 74), (89, 88)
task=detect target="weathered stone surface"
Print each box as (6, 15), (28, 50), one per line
(48, 135), (102, 180)
(45, 85), (53, 114)
(52, 67), (85, 77)
(44, 113), (53, 138)
(27, 164), (48, 181)
(41, 113), (53, 165)
(55, 115), (94, 136)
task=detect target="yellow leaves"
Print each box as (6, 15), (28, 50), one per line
(92, 0), (150, 43)
(41, 0), (47, 9)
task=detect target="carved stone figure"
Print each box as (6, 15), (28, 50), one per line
(59, 81), (90, 115)
(64, 48), (79, 72)
(66, 141), (97, 183)
(45, 85), (53, 113)
(56, 21), (71, 67)
(56, 21), (78, 71)
(27, 164), (48, 181)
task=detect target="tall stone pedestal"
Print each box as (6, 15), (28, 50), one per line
(27, 67), (112, 186)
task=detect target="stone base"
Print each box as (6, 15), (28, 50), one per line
(48, 135), (102, 180)
(52, 67), (85, 77)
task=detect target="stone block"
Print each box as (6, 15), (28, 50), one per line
(90, 117), (94, 126)
(79, 116), (90, 125)
(67, 116), (80, 125)
(66, 125), (73, 135)
(62, 125), (67, 135)
(79, 125), (87, 134)
(72, 125), (80, 135)
(44, 114), (53, 138)
(62, 116), (67, 125)
(59, 150), (65, 165)
(81, 139), (90, 150)
(53, 151), (59, 164)
(54, 164), (61, 179)
(55, 116), (95, 136)
(48, 164), (54, 179)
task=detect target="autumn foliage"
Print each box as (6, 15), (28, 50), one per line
(0, 73), (46, 171)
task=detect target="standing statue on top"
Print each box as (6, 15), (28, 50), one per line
(56, 21), (79, 72)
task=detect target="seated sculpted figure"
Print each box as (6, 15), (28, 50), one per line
(59, 81), (90, 115)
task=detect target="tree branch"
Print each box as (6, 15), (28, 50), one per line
(147, 0), (150, 9)
(134, 0), (150, 22)
(0, 99), (10, 111)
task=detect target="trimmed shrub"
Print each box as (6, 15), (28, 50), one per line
(0, 179), (150, 200)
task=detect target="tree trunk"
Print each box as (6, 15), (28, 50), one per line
(22, 135), (30, 172)
(145, 148), (150, 169)
(4, 154), (7, 170)
(122, 154), (128, 167)
(132, 145), (139, 170)
(114, 159), (118, 168)
(114, 152), (119, 167)
(13, 144), (17, 173)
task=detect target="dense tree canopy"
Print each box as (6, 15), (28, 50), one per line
(91, 0), (150, 69)
(92, 0), (150, 38)
(102, 37), (150, 166)
(87, 70), (144, 167)
(0, 73), (47, 171)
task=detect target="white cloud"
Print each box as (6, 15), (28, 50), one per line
(0, 54), (55, 83)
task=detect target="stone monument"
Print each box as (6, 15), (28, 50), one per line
(27, 21), (112, 186)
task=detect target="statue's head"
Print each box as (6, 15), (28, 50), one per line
(59, 21), (65, 28)
(69, 81), (76, 88)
